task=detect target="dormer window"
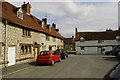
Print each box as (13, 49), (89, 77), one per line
(17, 8), (23, 20)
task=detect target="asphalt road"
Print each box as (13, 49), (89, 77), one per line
(2, 54), (119, 78)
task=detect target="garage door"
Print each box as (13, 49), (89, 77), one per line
(8, 47), (16, 66)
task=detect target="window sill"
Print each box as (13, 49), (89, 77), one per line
(22, 36), (31, 38)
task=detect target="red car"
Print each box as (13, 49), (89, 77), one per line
(36, 50), (61, 65)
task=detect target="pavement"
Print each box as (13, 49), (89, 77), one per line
(2, 60), (36, 77)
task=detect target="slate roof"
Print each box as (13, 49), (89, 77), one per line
(75, 29), (120, 41)
(0, 1), (63, 39)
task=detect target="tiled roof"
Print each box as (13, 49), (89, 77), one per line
(0, 2), (64, 39)
(75, 30), (120, 41)
(63, 38), (75, 44)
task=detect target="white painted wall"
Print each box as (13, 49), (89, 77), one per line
(75, 40), (118, 54)
(76, 40), (118, 47)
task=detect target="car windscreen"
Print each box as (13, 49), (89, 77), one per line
(52, 51), (56, 55)
(39, 51), (50, 56)
(56, 49), (63, 53)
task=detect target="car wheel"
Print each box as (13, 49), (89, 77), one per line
(51, 60), (54, 65)
(66, 55), (68, 58)
(64, 56), (66, 59)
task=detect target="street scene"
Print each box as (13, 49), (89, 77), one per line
(0, 0), (120, 80)
(2, 54), (119, 79)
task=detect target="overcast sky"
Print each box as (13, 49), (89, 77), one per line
(5, 0), (119, 38)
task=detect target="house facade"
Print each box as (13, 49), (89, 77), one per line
(75, 28), (120, 54)
(0, 2), (64, 67)
(63, 36), (75, 52)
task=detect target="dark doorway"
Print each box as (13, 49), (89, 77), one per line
(49, 46), (52, 50)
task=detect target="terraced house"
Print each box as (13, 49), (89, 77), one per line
(75, 28), (120, 55)
(0, 1), (64, 67)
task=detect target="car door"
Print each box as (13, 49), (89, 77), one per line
(52, 51), (60, 62)
(51, 51), (57, 62)
(55, 51), (60, 61)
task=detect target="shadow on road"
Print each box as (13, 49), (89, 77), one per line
(28, 61), (51, 66)
(28, 61), (37, 66)
(103, 55), (120, 62)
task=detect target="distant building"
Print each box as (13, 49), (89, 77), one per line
(75, 28), (120, 54)
(0, 1), (64, 67)
(63, 36), (75, 52)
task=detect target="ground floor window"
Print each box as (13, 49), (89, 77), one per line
(81, 47), (85, 50)
(20, 44), (32, 54)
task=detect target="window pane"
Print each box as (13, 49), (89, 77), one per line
(21, 46), (24, 53)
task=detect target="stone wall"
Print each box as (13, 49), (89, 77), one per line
(0, 21), (64, 67)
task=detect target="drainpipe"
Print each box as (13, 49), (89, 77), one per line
(4, 20), (7, 68)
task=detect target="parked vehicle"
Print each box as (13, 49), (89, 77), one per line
(104, 62), (120, 80)
(36, 50), (61, 65)
(105, 46), (120, 58)
(105, 50), (113, 55)
(56, 49), (68, 59)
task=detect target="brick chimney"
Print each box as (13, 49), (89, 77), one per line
(22, 2), (31, 15)
(47, 24), (50, 29)
(52, 23), (56, 29)
(42, 18), (47, 25)
(75, 28), (77, 33)
(75, 28), (78, 40)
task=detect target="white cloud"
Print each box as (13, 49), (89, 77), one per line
(31, 3), (66, 17)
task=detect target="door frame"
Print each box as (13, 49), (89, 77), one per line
(8, 46), (16, 66)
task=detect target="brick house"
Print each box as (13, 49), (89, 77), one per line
(63, 36), (75, 53)
(75, 28), (120, 54)
(0, 1), (64, 67)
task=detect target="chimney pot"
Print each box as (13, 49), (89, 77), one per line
(52, 23), (56, 29)
(75, 28), (77, 32)
(23, 2), (25, 4)
(42, 18), (47, 25)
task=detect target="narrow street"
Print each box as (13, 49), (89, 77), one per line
(2, 54), (119, 78)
